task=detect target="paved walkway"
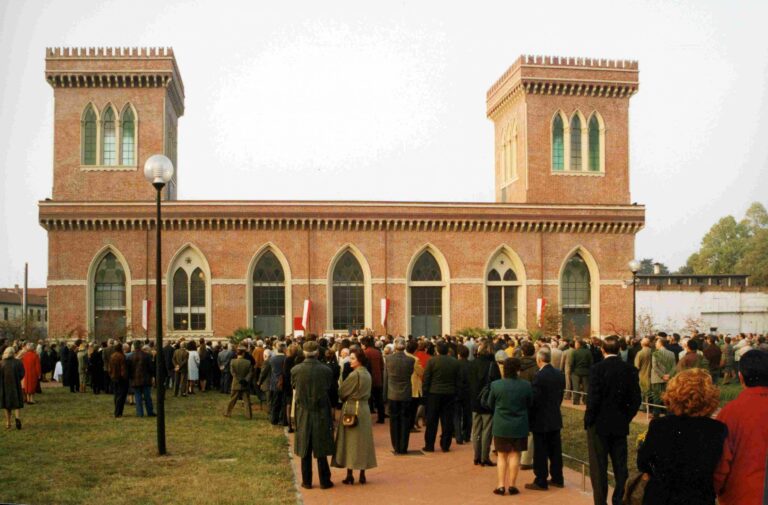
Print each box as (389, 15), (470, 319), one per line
(289, 422), (598, 505)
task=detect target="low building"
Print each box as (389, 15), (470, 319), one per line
(0, 288), (49, 337)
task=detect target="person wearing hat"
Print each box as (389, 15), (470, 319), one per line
(224, 346), (253, 419)
(291, 341), (336, 489)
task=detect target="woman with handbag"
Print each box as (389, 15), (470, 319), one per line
(633, 368), (726, 505)
(333, 348), (377, 485)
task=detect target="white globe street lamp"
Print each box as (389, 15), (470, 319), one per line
(144, 154), (174, 456)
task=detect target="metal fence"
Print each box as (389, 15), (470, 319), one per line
(563, 388), (667, 421)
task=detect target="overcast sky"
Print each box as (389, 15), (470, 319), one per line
(1, 0), (767, 287)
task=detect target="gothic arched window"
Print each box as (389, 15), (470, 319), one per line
(331, 251), (365, 331)
(93, 252), (126, 339)
(561, 254), (591, 337)
(552, 114), (564, 171)
(82, 105), (98, 165)
(588, 114), (601, 172)
(102, 106), (117, 165)
(252, 250), (286, 336)
(121, 106), (136, 166)
(570, 114), (582, 171)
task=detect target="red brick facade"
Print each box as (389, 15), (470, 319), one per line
(39, 49), (644, 341)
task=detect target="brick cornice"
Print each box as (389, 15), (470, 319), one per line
(38, 200), (645, 234)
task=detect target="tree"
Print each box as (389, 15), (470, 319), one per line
(684, 215), (750, 274)
(638, 258), (670, 275)
(742, 202), (768, 233)
(736, 227), (768, 286)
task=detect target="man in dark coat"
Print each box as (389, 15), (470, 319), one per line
(126, 341), (155, 417)
(67, 343), (80, 392)
(108, 343), (128, 418)
(453, 345), (471, 444)
(172, 342), (189, 397)
(162, 340), (175, 390)
(422, 341), (461, 452)
(584, 335), (642, 505)
(291, 341), (335, 490)
(363, 337), (385, 423)
(59, 341), (70, 387)
(386, 337), (415, 454)
(1, 346), (25, 429)
(525, 348), (566, 491)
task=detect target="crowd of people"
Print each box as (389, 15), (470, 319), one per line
(0, 330), (766, 504)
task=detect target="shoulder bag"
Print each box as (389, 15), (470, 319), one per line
(342, 400), (359, 427)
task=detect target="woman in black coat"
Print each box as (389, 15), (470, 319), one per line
(636, 368), (726, 505)
(1, 347), (25, 429)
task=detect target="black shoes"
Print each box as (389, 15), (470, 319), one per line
(493, 487), (505, 495)
(481, 460), (497, 467)
(508, 487), (520, 495)
(300, 483), (312, 490)
(15, 418), (21, 430)
(320, 482), (334, 489)
(474, 459), (481, 465)
(548, 479), (565, 488)
(342, 475), (355, 485)
(525, 482), (548, 491)
(421, 446), (434, 452)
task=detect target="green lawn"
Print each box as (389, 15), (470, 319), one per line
(0, 386), (296, 505)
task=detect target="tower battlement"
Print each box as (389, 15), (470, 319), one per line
(46, 47), (175, 58)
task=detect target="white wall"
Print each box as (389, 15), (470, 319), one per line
(637, 289), (768, 335)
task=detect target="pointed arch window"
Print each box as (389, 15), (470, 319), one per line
(94, 252), (126, 339)
(561, 254), (591, 337)
(486, 252), (520, 330)
(588, 115), (601, 172)
(410, 251), (444, 337)
(121, 107), (136, 166)
(82, 105), (97, 165)
(170, 247), (210, 332)
(252, 250), (286, 336)
(172, 269), (189, 330)
(331, 251), (365, 331)
(552, 114), (564, 171)
(570, 115), (582, 171)
(102, 106), (117, 165)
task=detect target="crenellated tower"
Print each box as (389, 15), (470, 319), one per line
(487, 55), (639, 205)
(45, 47), (185, 201)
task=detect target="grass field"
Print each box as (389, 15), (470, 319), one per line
(0, 386), (296, 505)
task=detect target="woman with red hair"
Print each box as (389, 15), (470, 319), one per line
(636, 368), (726, 504)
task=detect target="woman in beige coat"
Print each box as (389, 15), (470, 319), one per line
(333, 348), (377, 484)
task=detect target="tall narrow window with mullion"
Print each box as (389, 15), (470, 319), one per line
(173, 268), (189, 330)
(93, 252), (126, 340)
(570, 115), (582, 171)
(561, 254), (591, 337)
(588, 115), (600, 171)
(102, 107), (117, 165)
(552, 114), (564, 171)
(82, 106), (97, 165)
(190, 268), (206, 330)
(252, 251), (286, 336)
(121, 107), (135, 166)
(332, 251), (364, 331)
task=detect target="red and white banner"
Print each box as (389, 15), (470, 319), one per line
(302, 299), (311, 331)
(380, 298), (390, 327)
(536, 297), (546, 327)
(142, 299), (152, 331)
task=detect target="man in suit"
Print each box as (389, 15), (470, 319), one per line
(258, 342), (287, 425)
(386, 337), (416, 454)
(633, 337), (652, 402)
(162, 340), (175, 390)
(569, 339), (593, 405)
(218, 343), (235, 394)
(224, 346), (253, 419)
(584, 335), (642, 505)
(363, 337), (386, 424)
(560, 339), (573, 400)
(291, 341), (335, 490)
(172, 341), (189, 397)
(422, 341), (461, 453)
(650, 336), (675, 417)
(525, 347), (566, 491)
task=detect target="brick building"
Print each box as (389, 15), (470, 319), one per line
(39, 48), (644, 341)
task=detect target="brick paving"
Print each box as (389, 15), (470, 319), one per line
(289, 421), (598, 505)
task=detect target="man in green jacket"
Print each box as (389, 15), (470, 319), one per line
(224, 346), (253, 419)
(634, 337), (653, 402)
(568, 339), (593, 406)
(650, 336), (675, 417)
(291, 341), (335, 490)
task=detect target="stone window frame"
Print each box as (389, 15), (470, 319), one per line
(405, 244), (451, 337)
(500, 120), (518, 187)
(246, 243), (293, 337)
(80, 102), (139, 171)
(483, 246), (527, 332)
(86, 245), (133, 338)
(166, 243), (213, 337)
(557, 245), (601, 337)
(325, 244), (372, 334)
(551, 109), (606, 177)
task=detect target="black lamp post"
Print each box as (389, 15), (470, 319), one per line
(144, 154), (174, 456)
(628, 259), (641, 339)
